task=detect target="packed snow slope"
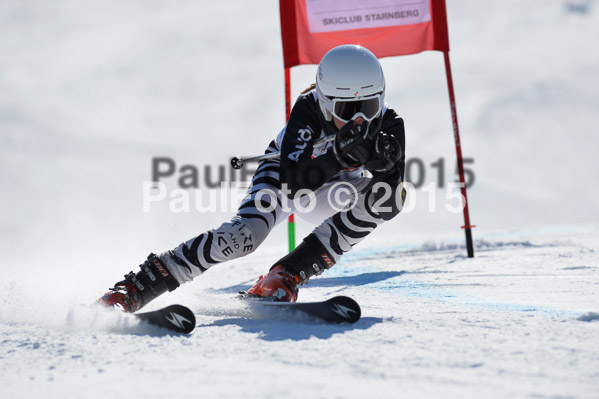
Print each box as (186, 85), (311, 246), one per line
(1, 227), (598, 399)
(1, 0), (598, 398)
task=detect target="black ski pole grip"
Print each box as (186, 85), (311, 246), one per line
(231, 157), (243, 169)
(230, 134), (335, 170)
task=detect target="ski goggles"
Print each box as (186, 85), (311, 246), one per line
(320, 93), (383, 123)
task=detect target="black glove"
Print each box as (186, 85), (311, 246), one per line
(332, 120), (372, 168)
(364, 132), (402, 174)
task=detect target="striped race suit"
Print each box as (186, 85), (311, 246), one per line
(160, 89), (406, 285)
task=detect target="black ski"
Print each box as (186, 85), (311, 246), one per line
(241, 295), (361, 324)
(134, 304), (196, 334)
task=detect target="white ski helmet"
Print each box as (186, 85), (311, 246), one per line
(316, 44), (385, 123)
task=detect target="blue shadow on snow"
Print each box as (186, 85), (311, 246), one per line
(199, 316), (383, 341)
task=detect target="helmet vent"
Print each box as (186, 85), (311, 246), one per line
(361, 85), (374, 89)
(336, 87), (350, 90)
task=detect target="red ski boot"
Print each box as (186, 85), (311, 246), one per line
(98, 279), (138, 312)
(97, 253), (180, 313)
(247, 265), (300, 302)
(246, 234), (337, 302)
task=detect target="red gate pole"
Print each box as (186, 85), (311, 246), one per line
(284, 67), (296, 252)
(443, 51), (475, 257)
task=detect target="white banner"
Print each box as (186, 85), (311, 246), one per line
(305, 0), (431, 33)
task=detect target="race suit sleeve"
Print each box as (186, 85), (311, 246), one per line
(279, 95), (343, 197)
(375, 107), (406, 182)
(370, 107), (406, 220)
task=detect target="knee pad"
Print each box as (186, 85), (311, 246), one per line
(213, 217), (258, 259)
(371, 180), (406, 221)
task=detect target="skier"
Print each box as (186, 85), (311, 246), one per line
(98, 44), (406, 312)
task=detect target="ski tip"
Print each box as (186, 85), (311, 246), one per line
(327, 296), (361, 324)
(163, 305), (196, 334)
(135, 304), (196, 334)
(237, 294), (362, 324)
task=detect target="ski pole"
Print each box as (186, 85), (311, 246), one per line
(230, 134), (336, 169)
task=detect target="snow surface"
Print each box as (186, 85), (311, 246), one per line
(1, 0), (599, 398)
